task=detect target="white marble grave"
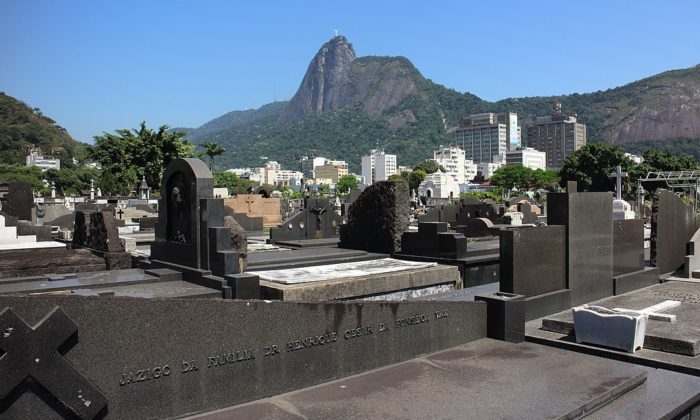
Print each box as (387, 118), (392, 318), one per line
(0, 215), (65, 250)
(249, 258), (437, 284)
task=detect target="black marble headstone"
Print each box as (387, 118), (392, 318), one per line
(2, 182), (34, 222)
(548, 191), (613, 306)
(613, 219), (644, 276)
(150, 158), (239, 280)
(499, 226), (566, 297)
(269, 198), (343, 243)
(400, 222), (467, 259)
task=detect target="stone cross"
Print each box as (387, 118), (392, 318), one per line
(0, 307), (107, 418)
(117, 208), (125, 219)
(608, 165), (628, 200)
(611, 299), (681, 323)
(244, 196), (256, 213)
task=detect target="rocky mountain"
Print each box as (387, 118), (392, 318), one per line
(184, 36), (700, 172)
(0, 92), (87, 166)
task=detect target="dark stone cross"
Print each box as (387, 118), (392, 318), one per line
(116, 208), (124, 220)
(0, 307), (107, 419)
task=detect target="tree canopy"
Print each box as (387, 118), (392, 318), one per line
(412, 159), (445, 174)
(213, 171), (252, 196)
(336, 174), (359, 194)
(90, 122), (194, 195)
(490, 165), (560, 191)
(559, 143), (636, 192)
(199, 140), (225, 170)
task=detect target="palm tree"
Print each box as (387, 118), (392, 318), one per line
(200, 140), (225, 171)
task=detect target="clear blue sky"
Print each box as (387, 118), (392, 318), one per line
(1, 0), (699, 143)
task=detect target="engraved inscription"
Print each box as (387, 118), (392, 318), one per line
(344, 325), (372, 340)
(395, 313), (430, 328)
(264, 345), (281, 357)
(207, 349), (255, 368)
(378, 322), (388, 332)
(181, 360), (199, 373)
(120, 365), (171, 386)
(286, 332), (337, 352)
(435, 308), (448, 319)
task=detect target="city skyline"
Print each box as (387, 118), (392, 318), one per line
(2, 0), (699, 143)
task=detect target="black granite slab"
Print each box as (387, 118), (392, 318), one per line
(548, 192), (613, 306)
(499, 225), (566, 297)
(77, 281), (221, 299)
(613, 267), (660, 295)
(652, 190), (700, 274)
(0, 269), (158, 295)
(614, 219), (645, 276)
(197, 339), (652, 420)
(540, 281), (700, 356)
(247, 247), (386, 271)
(0, 296), (485, 419)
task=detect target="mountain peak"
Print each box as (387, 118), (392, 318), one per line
(277, 36), (357, 124)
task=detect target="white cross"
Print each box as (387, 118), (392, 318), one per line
(608, 165), (628, 200)
(333, 29), (339, 37)
(609, 299), (681, 323)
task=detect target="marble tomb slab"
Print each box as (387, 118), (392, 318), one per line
(249, 258), (437, 284)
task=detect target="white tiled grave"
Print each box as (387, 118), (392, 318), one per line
(248, 258), (437, 284)
(0, 215), (65, 250)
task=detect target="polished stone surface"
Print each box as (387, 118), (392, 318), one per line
(0, 296), (485, 418)
(652, 190), (700, 274)
(548, 192), (613, 306)
(0, 269), (158, 294)
(613, 219), (645, 276)
(192, 339), (660, 420)
(499, 225), (566, 297)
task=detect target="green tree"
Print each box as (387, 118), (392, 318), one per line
(532, 169), (560, 191)
(490, 165), (536, 190)
(336, 175), (359, 194)
(200, 140), (225, 171)
(559, 143), (635, 192)
(0, 164), (43, 190)
(90, 122), (194, 195)
(44, 167), (100, 196)
(213, 171), (252, 195)
(412, 159), (445, 174)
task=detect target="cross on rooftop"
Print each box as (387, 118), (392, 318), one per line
(608, 165), (628, 200)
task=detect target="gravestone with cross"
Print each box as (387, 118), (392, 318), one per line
(0, 307), (107, 418)
(609, 165), (635, 220)
(269, 197), (343, 243)
(149, 158), (242, 282)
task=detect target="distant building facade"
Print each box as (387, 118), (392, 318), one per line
(300, 156), (328, 179)
(314, 163), (348, 183)
(26, 148), (60, 171)
(453, 112), (521, 165)
(433, 145), (479, 184)
(505, 147), (547, 170)
(418, 172), (461, 199)
(527, 102), (587, 170)
(361, 149), (397, 184)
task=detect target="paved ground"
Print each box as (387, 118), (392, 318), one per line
(188, 339), (700, 419)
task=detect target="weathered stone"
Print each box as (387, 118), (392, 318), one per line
(339, 180), (410, 254)
(1, 181), (34, 222)
(72, 210), (124, 253)
(224, 215), (247, 272)
(652, 190), (700, 274)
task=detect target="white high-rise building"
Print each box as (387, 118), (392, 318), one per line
(433, 145), (478, 184)
(361, 149), (397, 184)
(300, 156), (328, 179)
(505, 148), (547, 170)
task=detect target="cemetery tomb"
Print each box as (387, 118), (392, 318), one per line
(0, 214), (65, 251)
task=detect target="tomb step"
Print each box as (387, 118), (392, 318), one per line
(144, 268), (183, 282)
(692, 270), (700, 279)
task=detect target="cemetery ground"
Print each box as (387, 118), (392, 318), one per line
(1, 159), (700, 418)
